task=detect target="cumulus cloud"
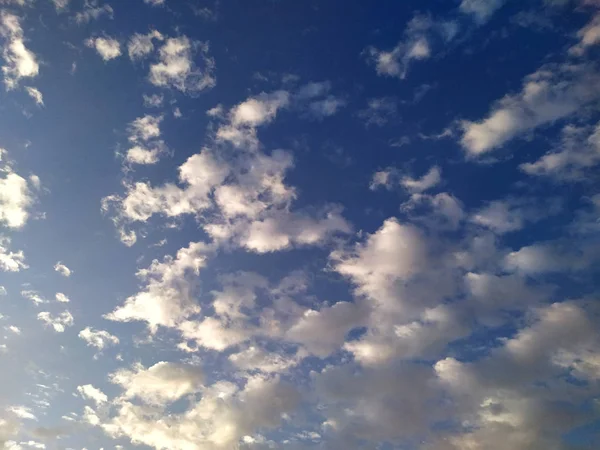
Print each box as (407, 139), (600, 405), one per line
(461, 63), (600, 155)
(74, 1), (113, 24)
(78, 327), (119, 350)
(77, 384), (107, 406)
(21, 289), (45, 305)
(55, 292), (69, 303)
(51, 0), (70, 11)
(144, 0), (165, 6)
(24, 86), (43, 106)
(149, 37), (216, 94)
(86, 36), (121, 61)
(0, 236), (27, 272)
(400, 166), (442, 193)
(37, 310), (74, 332)
(520, 120), (600, 181)
(54, 261), (71, 277)
(569, 13), (600, 56)
(110, 362), (204, 405)
(366, 15), (432, 79)
(0, 12), (39, 89)
(459, 0), (507, 23)
(127, 30), (163, 61)
(105, 241), (211, 330)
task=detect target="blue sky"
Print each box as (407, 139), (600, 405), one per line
(1, 0), (600, 449)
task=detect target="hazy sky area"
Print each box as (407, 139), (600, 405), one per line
(1, 0), (600, 449)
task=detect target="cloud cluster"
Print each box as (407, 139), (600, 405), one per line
(0, 12), (39, 89)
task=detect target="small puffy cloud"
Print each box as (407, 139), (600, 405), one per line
(74, 1), (113, 24)
(55, 293), (69, 303)
(461, 63), (600, 155)
(37, 310), (74, 332)
(520, 121), (600, 181)
(366, 15), (432, 80)
(24, 87), (43, 106)
(54, 262), (71, 277)
(0, 286), (6, 295)
(78, 327), (119, 350)
(125, 146), (161, 165)
(149, 37), (216, 94)
(51, 0), (70, 11)
(0, 163), (35, 229)
(307, 96), (345, 119)
(77, 385), (107, 406)
(128, 115), (162, 142)
(21, 289), (45, 305)
(7, 325), (20, 334)
(229, 346), (302, 373)
(142, 93), (163, 108)
(144, 0), (165, 6)
(110, 362), (204, 405)
(8, 406), (36, 421)
(231, 91), (290, 127)
(86, 36), (121, 61)
(459, 0), (507, 23)
(0, 237), (27, 272)
(0, 12), (39, 89)
(570, 13), (600, 56)
(127, 30), (163, 61)
(105, 241), (211, 330)
(400, 166), (441, 193)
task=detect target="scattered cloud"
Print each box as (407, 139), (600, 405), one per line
(0, 12), (39, 89)
(459, 0), (507, 24)
(37, 310), (74, 332)
(0, 237), (27, 272)
(24, 86), (43, 106)
(86, 36), (121, 61)
(74, 1), (113, 24)
(55, 293), (69, 303)
(357, 97), (397, 127)
(127, 30), (163, 61)
(78, 327), (119, 350)
(54, 261), (71, 277)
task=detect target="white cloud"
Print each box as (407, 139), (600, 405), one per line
(142, 93), (163, 108)
(0, 161), (35, 229)
(459, 0), (507, 23)
(54, 262), (71, 277)
(0, 286), (6, 295)
(461, 63), (600, 155)
(149, 37), (216, 94)
(86, 36), (121, 61)
(37, 310), (74, 332)
(110, 362), (204, 405)
(230, 91), (289, 127)
(127, 30), (163, 61)
(229, 346), (302, 373)
(8, 406), (36, 421)
(74, 1), (113, 24)
(7, 325), (20, 334)
(357, 97), (397, 127)
(128, 115), (162, 142)
(400, 166), (441, 193)
(105, 241), (211, 330)
(366, 15), (432, 80)
(51, 0), (70, 11)
(55, 293), (69, 303)
(0, 12), (39, 89)
(570, 13), (600, 56)
(78, 327), (119, 350)
(307, 96), (345, 119)
(21, 289), (45, 305)
(0, 237), (27, 272)
(144, 0), (165, 6)
(125, 146), (161, 165)
(24, 86), (43, 106)
(77, 385), (108, 406)
(520, 121), (600, 181)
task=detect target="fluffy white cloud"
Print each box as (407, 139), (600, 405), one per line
(74, 1), (113, 24)
(54, 261), (71, 277)
(24, 86), (43, 106)
(55, 292), (69, 303)
(0, 158), (35, 228)
(149, 37), (216, 93)
(51, 0), (70, 11)
(520, 121), (600, 181)
(37, 310), (74, 332)
(86, 36), (121, 61)
(8, 406), (36, 421)
(77, 384), (108, 406)
(229, 346), (302, 373)
(142, 93), (164, 108)
(21, 289), (45, 305)
(461, 64), (600, 155)
(110, 362), (204, 405)
(230, 91), (289, 127)
(366, 15), (432, 79)
(127, 30), (163, 61)
(0, 237), (27, 272)
(570, 13), (600, 56)
(459, 0), (507, 23)
(78, 327), (119, 350)
(144, 0), (165, 6)
(0, 13), (39, 89)
(400, 166), (441, 193)
(105, 241), (211, 330)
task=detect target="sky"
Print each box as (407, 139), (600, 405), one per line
(0, 0), (600, 449)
